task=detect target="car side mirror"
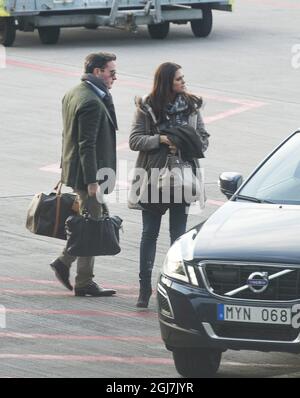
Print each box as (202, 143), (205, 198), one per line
(219, 172), (243, 199)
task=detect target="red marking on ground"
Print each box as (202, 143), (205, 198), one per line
(7, 57), (250, 208)
(40, 141), (129, 174)
(3, 308), (156, 318)
(207, 199), (225, 206)
(0, 354), (172, 364)
(6, 59), (80, 77)
(0, 276), (57, 285)
(116, 142), (130, 151)
(0, 276), (138, 290)
(0, 332), (161, 343)
(244, 0), (300, 9)
(204, 103), (265, 123)
(0, 289), (138, 298)
(39, 163), (60, 173)
(0, 289), (72, 296)
(7, 57), (267, 118)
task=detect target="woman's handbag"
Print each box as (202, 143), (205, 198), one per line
(65, 204), (123, 257)
(157, 151), (201, 203)
(26, 182), (79, 240)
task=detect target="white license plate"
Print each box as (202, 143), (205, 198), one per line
(217, 304), (291, 325)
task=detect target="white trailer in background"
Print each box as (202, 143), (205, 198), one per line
(0, 0), (233, 46)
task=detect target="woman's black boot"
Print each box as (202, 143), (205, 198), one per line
(136, 282), (152, 308)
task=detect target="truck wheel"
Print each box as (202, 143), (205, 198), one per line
(84, 25), (98, 30)
(148, 22), (169, 39)
(191, 8), (213, 38)
(38, 27), (60, 45)
(173, 348), (222, 377)
(0, 17), (16, 47)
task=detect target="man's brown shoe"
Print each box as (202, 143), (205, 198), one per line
(50, 259), (73, 291)
(75, 281), (116, 297)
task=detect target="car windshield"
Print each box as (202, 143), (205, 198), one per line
(238, 133), (300, 205)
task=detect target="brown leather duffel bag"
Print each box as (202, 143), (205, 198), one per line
(26, 182), (79, 240)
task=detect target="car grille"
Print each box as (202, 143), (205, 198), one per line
(214, 322), (299, 342)
(202, 263), (300, 301)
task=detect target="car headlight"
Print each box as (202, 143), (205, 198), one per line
(163, 240), (189, 283)
(162, 229), (201, 285)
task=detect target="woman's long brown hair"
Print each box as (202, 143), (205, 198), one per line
(148, 62), (202, 123)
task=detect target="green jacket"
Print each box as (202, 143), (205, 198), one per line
(60, 82), (116, 192)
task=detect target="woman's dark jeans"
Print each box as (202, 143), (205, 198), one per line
(139, 204), (188, 284)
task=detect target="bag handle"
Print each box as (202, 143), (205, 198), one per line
(52, 182), (63, 237)
(160, 153), (171, 171)
(160, 149), (183, 172)
(177, 149), (183, 160)
(52, 182), (80, 237)
(53, 181), (63, 196)
(82, 201), (110, 218)
(101, 202), (110, 217)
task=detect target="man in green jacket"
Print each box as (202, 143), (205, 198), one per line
(51, 52), (118, 297)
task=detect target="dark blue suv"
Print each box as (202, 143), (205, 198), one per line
(157, 130), (300, 377)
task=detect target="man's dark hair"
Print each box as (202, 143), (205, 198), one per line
(84, 52), (117, 73)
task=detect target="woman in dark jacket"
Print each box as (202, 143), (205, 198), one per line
(129, 62), (209, 308)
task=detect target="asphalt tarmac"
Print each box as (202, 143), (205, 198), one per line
(1, 0), (300, 378)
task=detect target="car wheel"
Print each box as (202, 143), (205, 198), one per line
(148, 22), (169, 39)
(38, 27), (60, 45)
(191, 8), (213, 38)
(173, 348), (222, 377)
(0, 17), (16, 47)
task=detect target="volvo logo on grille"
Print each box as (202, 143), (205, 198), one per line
(247, 272), (269, 293)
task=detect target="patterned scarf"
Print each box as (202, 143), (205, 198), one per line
(164, 94), (190, 127)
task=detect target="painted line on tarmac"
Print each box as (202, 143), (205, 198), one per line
(39, 163), (131, 189)
(116, 142), (130, 151)
(6, 57), (267, 122)
(205, 103), (264, 124)
(110, 77), (267, 113)
(244, 0), (300, 9)
(207, 199), (225, 206)
(0, 276), (139, 290)
(0, 332), (161, 342)
(39, 140), (130, 178)
(40, 163), (67, 173)
(0, 276), (57, 285)
(3, 308), (156, 318)
(6, 59), (80, 77)
(0, 354), (173, 364)
(270, 371), (300, 378)
(6, 58), (232, 209)
(223, 361), (299, 369)
(40, 140), (129, 174)
(0, 289), (139, 298)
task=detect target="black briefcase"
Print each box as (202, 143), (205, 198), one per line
(65, 204), (123, 257)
